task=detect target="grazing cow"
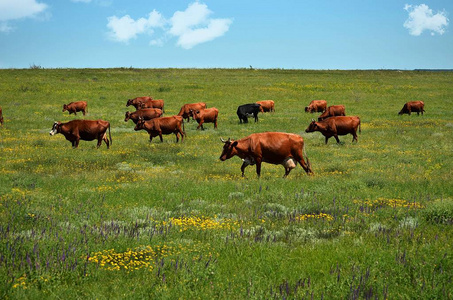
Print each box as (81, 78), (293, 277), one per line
(49, 119), (111, 148)
(126, 96), (153, 109)
(124, 108), (163, 124)
(305, 100), (327, 113)
(305, 116), (361, 144)
(219, 132), (313, 178)
(317, 105), (346, 121)
(134, 116), (185, 143)
(399, 101), (425, 115)
(237, 103), (261, 123)
(138, 99), (165, 112)
(191, 107), (219, 130)
(256, 100), (275, 113)
(62, 101), (88, 116)
(178, 103), (207, 122)
(0, 106), (3, 125)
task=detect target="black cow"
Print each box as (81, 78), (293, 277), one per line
(237, 103), (260, 123)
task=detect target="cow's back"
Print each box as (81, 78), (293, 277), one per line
(325, 116), (359, 133)
(248, 132), (303, 158)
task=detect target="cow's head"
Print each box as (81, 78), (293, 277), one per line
(124, 111), (131, 122)
(190, 109), (200, 119)
(305, 119), (319, 133)
(126, 99), (133, 107)
(219, 138), (238, 161)
(62, 104), (68, 112)
(304, 106), (310, 113)
(49, 121), (61, 136)
(134, 117), (146, 131)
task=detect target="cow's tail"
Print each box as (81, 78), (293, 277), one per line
(108, 123), (112, 145)
(302, 143), (313, 174)
(358, 117), (361, 133)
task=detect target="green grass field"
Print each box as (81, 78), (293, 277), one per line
(0, 68), (452, 299)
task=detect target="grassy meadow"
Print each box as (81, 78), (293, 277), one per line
(0, 68), (452, 299)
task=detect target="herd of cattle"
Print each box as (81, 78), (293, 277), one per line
(0, 99), (425, 177)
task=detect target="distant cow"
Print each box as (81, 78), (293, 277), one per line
(178, 103), (207, 122)
(256, 100), (275, 113)
(125, 108), (163, 124)
(138, 99), (165, 112)
(134, 116), (185, 143)
(126, 97), (153, 109)
(305, 100), (327, 113)
(305, 116), (361, 144)
(191, 107), (219, 130)
(49, 119), (111, 148)
(237, 103), (260, 123)
(219, 132), (313, 178)
(62, 101), (87, 116)
(0, 106), (3, 125)
(399, 101), (425, 115)
(317, 105), (346, 121)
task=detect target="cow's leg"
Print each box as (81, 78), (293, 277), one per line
(197, 120), (204, 130)
(175, 133), (179, 143)
(103, 132), (110, 149)
(74, 138), (80, 148)
(159, 131), (164, 142)
(334, 135), (341, 143)
(352, 132), (358, 143)
(255, 160), (262, 177)
(325, 136), (330, 144)
(83, 109), (86, 116)
(149, 135), (153, 143)
(254, 113), (258, 122)
(240, 161), (249, 177)
(214, 119), (218, 129)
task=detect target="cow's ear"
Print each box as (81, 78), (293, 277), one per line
(232, 141), (238, 147)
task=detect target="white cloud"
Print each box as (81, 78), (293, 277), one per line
(176, 18), (233, 49)
(106, 1), (232, 49)
(0, 0), (48, 33)
(404, 4), (449, 36)
(107, 10), (165, 43)
(169, 2), (232, 49)
(0, 0), (48, 21)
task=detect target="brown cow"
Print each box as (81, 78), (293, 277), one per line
(178, 102), (207, 122)
(305, 100), (327, 113)
(125, 108), (163, 124)
(49, 119), (111, 148)
(126, 96), (153, 109)
(399, 101), (425, 115)
(305, 116), (361, 144)
(256, 100), (275, 113)
(317, 105), (346, 121)
(219, 132), (313, 178)
(191, 107), (219, 130)
(134, 116), (185, 143)
(138, 99), (165, 112)
(62, 101), (87, 116)
(0, 106), (3, 125)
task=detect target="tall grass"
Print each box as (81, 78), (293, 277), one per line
(0, 68), (452, 298)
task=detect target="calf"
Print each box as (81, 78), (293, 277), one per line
(237, 103), (260, 123)
(126, 97), (153, 109)
(178, 102), (207, 122)
(125, 108), (163, 124)
(256, 100), (275, 112)
(219, 132), (313, 178)
(317, 105), (346, 121)
(191, 107), (219, 130)
(305, 100), (327, 113)
(134, 116), (185, 143)
(399, 101), (425, 115)
(305, 116), (361, 144)
(138, 99), (165, 112)
(62, 101), (87, 116)
(49, 119), (111, 148)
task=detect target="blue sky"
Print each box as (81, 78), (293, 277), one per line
(0, 0), (451, 69)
